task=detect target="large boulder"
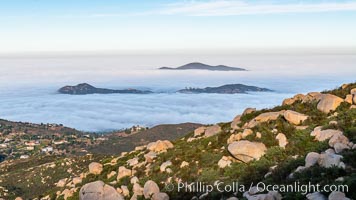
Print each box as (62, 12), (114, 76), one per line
(62, 189), (74, 199)
(241, 129), (253, 138)
(351, 88), (356, 95)
(342, 84), (350, 89)
(231, 115), (242, 130)
(56, 178), (67, 187)
(144, 151), (157, 163)
(318, 152), (345, 168)
(160, 161), (172, 172)
(228, 141), (267, 163)
(283, 110), (308, 125)
(345, 94), (353, 104)
(194, 126), (206, 137)
(204, 125), (222, 137)
(218, 156), (232, 168)
(121, 186), (130, 197)
(311, 128), (343, 142)
(247, 111), (285, 128)
(180, 161), (189, 168)
(275, 133), (288, 148)
(227, 133), (242, 144)
(334, 143), (350, 153)
(328, 134), (349, 147)
(243, 191), (282, 200)
(127, 157), (139, 167)
(283, 97), (296, 105)
(133, 183), (144, 196)
(317, 94), (344, 113)
(88, 162), (103, 175)
(117, 166), (132, 180)
(282, 93), (322, 105)
(152, 192), (170, 200)
(79, 181), (124, 200)
(282, 94), (305, 105)
(306, 192), (327, 200)
(72, 177), (82, 185)
(242, 108), (256, 116)
(305, 152), (320, 167)
(147, 140), (174, 153)
(328, 191), (350, 200)
(107, 171), (117, 179)
(143, 180), (160, 199)
(305, 92), (323, 102)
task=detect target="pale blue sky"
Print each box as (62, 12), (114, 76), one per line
(1, 0), (356, 53)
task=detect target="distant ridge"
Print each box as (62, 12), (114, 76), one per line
(58, 83), (152, 95)
(178, 84), (272, 94)
(159, 62), (246, 71)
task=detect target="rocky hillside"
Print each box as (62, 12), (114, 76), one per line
(89, 123), (202, 155)
(1, 83), (356, 200)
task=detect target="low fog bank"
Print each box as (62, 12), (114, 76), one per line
(0, 54), (355, 132)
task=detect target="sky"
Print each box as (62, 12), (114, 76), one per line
(0, 0), (356, 53)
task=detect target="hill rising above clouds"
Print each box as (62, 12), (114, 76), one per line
(58, 83), (152, 95)
(159, 62), (246, 71)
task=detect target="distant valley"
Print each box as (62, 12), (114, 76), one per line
(159, 62), (246, 71)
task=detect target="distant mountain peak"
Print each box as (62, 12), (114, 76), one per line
(159, 62), (246, 71)
(58, 83), (152, 95)
(178, 83), (272, 94)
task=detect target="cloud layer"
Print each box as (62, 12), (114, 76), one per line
(0, 54), (355, 132)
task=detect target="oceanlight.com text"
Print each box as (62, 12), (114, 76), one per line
(165, 181), (349, 195)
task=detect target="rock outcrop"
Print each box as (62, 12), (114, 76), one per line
(160, 161), (172, 172)
(218, 156), (232, 168)
(147, 140), (174, 153)
(88, 162), (103, 175)
(204, 125), (222, 137)
(247, 111), (285, 128)
(230, 115), (241, 130)
(242, 108), (256, 116)
(282, 92), (322, 105)
(328, 191), (350, 200)
(228, 141), (267, 163)
(152, 192), (170, 200)
(143, 180), (160, 199)
(317, 94), (344, 113)
(306, 192), (326, 200)
(144, 151), (157, 163)
(79, 181), (124, 200)
(311, 127), (343, 142)
(318, 152), (345, 169)
(276, 133), (288, 148)
(283, 110), (308, 125)
(117, 166), (132, 180)
(305, 152), (320, 167)
(194, 126), (206, 137)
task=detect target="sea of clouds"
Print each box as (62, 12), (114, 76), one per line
(0, 54), (355, 132)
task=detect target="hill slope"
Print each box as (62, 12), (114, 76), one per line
(89, 123), (202, 155)
(1, 83), (356, 200)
